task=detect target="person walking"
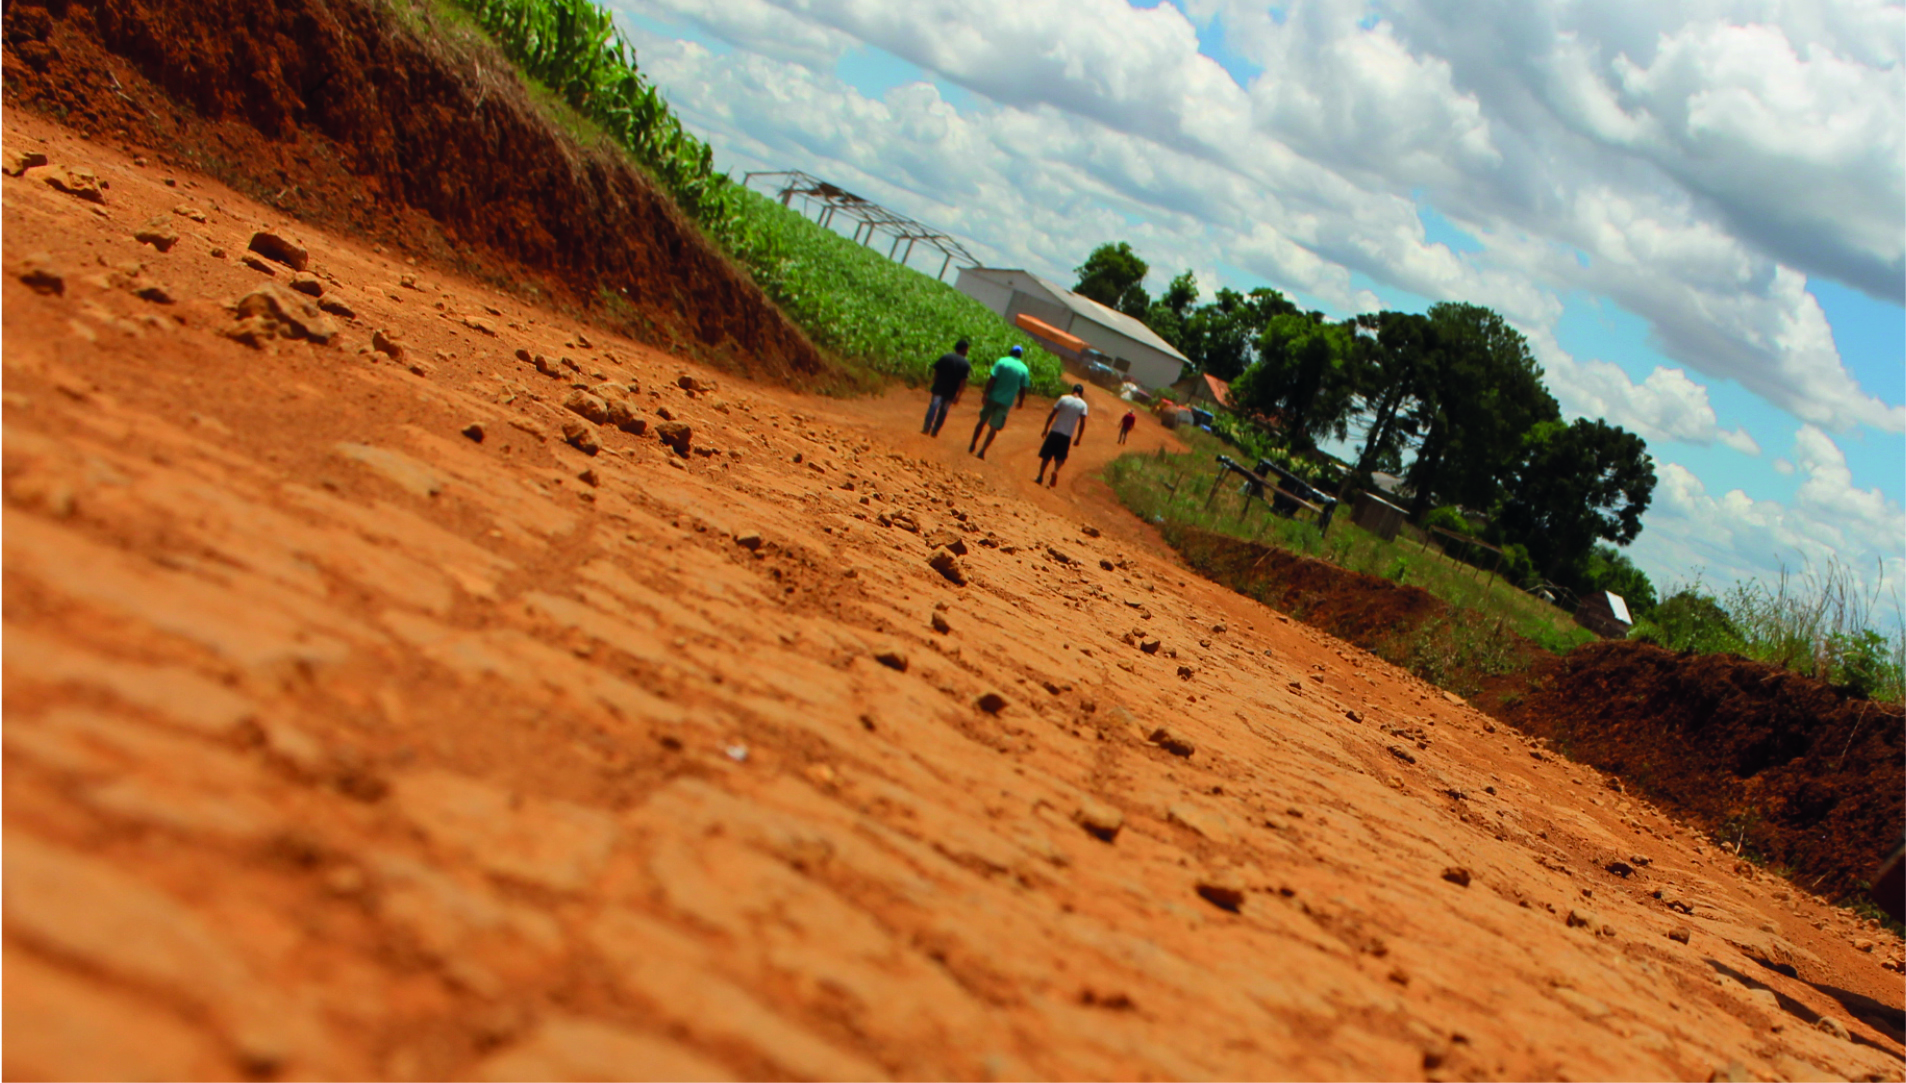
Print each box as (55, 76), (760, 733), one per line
(1036, 383), (1089, 487)
(922, 339), (971, 436)
(969, 345), (1031, 460)
(1117, 409), (1137, 444)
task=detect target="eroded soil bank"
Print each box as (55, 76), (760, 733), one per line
(2, 0), (829, 386)
(1164, 526), (1902, 910)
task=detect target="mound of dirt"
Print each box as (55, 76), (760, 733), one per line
(1, 0), (828, 386)
(1504, 641), (1906, 902)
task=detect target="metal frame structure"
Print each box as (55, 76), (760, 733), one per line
(742, 170), (978, 281)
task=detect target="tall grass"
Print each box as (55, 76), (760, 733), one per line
(1633, 562), (1905, 701)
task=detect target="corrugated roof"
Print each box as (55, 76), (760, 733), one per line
(972, 268), (1189, 364)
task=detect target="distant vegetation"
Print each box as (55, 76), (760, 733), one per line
(1632, 565), (1905, 702)
(1106, 434), (1598, 670)
(1076, 240), (1658, 608)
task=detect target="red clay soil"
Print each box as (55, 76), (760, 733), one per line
(1503, 642), (1906, 904)
(1, 0), (829, 387)
(6, 4), (1906, 1078)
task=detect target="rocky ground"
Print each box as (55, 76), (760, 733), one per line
(4, 108), (1903, 1081)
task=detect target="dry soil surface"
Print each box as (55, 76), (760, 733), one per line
(5, 109), (1904, 1081)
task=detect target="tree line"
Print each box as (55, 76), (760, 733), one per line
(1073, 242), (1659, 604)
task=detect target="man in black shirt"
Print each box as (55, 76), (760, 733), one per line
(922, 338), (971, 436)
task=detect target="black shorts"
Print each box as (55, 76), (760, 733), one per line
(1039, 430), (1072, 463)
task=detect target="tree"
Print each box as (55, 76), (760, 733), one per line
(1074, 242), (1151, 320)
(1345, 311), (1439, 491)
(1494, 418), (1657, 582)
(1229, 313), (1362, 450)
(1144, 271), (1200, 355)
(1575, 544), (1658, 615)
(1403, 302), (1559, 518)
(1182, 286), (1297, 381)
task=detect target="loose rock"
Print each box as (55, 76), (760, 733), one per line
(563, 390), (609, 425)
(923, 528), (968, 555)
(928, 548), (968, 586)
(677, 374), (714, 393)
(873, 649), (908, 673)
(654, 421), (693, 457)
(133, 215), (180, 253)
(288, 272), (323, 297)
(240, 255), (277, 276)
(370, 328), (404, 361)
(316, 295), (356, 319)
(1148, 725), (1195, 757)
(3, 149), (47, 176)
(1195, 870), (1248, 912)
(1816, 1016), (1851, 1041)
(43, 165), (103, 202)
(1139, 638), (1161, 655)
(234, 285), (336, 343)
(976, 692), (1008, 714)
(462, 315), (498, 335)
(930, 612), (952, 635)
(248, 228), (309, 271)
(461, 423), (485, 443)
(1566, 907), (1600, 930)
(17, 254), (63, 295)
(1075, 799), (1124, 842)
(1667, 925), (1692, 944)
(604, 397), (647, 435)
(576, 468), (599, 488)
(1441, 867), (1472, 888)
(172, 204), (208, 222)
(734, 532), (764, 551)
(562, 421), (600, 456)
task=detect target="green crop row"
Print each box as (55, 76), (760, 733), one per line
(452, 0), (739, 231)
(727, 191), (1063, 395)
(447, 0), (1062, 395)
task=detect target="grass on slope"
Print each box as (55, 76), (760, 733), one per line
(728, 190), (1065, 397)
(1107, 432), (1598, 658)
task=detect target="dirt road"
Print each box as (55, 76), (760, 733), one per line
(4, 108), (1903, 1081)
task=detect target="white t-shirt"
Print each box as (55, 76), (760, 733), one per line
(1050, 394), (1089, 437)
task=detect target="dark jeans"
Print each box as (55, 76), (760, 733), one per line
(923, 394), (953, 434)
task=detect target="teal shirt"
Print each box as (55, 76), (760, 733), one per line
(986, 356), (1031, 405)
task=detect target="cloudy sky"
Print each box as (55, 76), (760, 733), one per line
(611, 0), (1904, 601)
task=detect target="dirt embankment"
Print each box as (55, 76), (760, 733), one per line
(1168, 527), (1903, 908)
(1505, 642), (1906, 903)
(1, 0), (829, 386)
(1171, 526), (1453, 645)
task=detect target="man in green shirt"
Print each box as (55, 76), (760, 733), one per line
(969, 345), (1031, 460)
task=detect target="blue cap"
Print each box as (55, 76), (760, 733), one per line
(1010, 345), (1023, 357)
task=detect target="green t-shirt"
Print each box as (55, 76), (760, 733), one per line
(986, 356), (1031, 405)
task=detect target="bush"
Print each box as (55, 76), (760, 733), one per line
(1630, 589), (1742, 655)
(1421, 506), (1473, 538)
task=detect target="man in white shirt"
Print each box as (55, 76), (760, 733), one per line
(1036, 384), (1090, 487)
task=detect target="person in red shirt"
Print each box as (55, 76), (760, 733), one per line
(1117, 409), (1137, 444)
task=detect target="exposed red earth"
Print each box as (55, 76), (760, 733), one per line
(4, 3), (1905, 1079)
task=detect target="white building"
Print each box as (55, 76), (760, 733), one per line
(955, 267), (1188, 390)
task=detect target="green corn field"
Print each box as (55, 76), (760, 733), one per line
(449, 0), (1061, 396)
(727, 191), (1063, 394)
(453, 0), (740, 232)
